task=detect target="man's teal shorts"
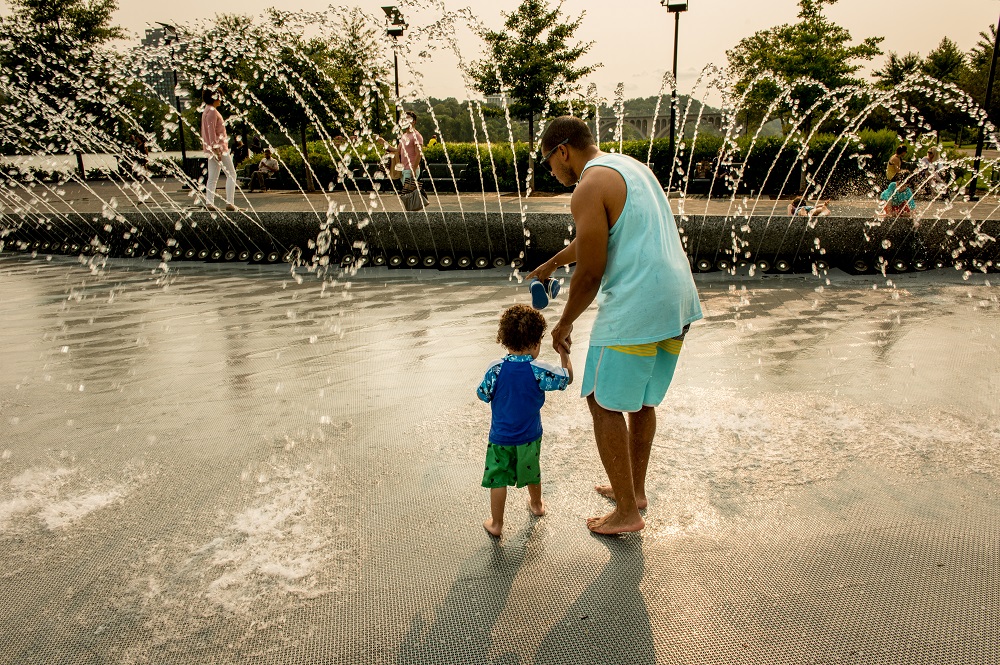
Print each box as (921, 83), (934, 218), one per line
(482, 437), (542, 488)
(581, 335), (685, 412)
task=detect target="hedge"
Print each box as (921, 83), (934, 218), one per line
(220, 128), (909, 197)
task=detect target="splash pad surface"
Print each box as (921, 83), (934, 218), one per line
(0, 256), (998, 664)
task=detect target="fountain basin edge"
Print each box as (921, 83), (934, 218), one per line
(1, 211), (996, 274)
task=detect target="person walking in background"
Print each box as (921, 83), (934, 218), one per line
(130, 131), (149, 171)
(232, 136), (248, 167)
(528, 116), (702, 535)
(200, 86), (242, 212)
(383, 110), (424, 187)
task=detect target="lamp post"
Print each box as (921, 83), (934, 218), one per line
(662, 0), (688, 192)
(382, 6), (407, 124)
(157, 22), (188, 180)
(968, 11), (1000, 201)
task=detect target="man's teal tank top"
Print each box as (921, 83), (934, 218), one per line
(581, 153), (703, 346)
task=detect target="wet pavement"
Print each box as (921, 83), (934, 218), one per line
(0, 255), (998, 664)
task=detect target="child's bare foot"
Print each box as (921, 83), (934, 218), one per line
(528, 499), (545, 516)
(483, 518), (502, 537)
(586, 509), (645, 535)
(594, 484), (648, 510)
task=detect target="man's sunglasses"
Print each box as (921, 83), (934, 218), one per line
(541, 139), (569, 173)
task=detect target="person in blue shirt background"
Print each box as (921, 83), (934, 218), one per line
(477, 304), (573, 537)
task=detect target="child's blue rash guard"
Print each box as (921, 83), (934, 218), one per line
(477, 354), (570, 445)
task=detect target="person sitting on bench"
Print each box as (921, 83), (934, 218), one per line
(248, 149), (279, 192)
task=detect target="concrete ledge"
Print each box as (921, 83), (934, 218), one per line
(1, 210), (997, 273)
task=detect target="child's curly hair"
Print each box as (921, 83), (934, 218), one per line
(497, 304), (546, 352)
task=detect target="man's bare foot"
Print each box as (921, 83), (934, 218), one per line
(528, 499), (545, 516)
(586, 509), (645, 535)
(594, 484), (648, 510)
(483, 518), (502, 537)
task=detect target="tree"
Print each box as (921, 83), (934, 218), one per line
(0, 0), (125, 159)
(923, 37), (966, 84)
(176, 10), (387, 191)
(864, 51), (923, 134)
(918, 38), (969, 142)
(962, 22), (1000, 129)
(469, 0), (599, 187)
(872, 52), (923, 89)
(726, 0), (883, 133)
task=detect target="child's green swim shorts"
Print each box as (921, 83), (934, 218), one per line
(482, 437), (542, 488)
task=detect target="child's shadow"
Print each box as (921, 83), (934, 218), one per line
(396, 521), (539, 665)
(534, 536), (656, 665)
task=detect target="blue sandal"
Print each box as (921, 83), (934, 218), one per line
(529, 278), (560, 309)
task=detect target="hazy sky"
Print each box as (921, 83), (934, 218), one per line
(8, 0), (1000, 102)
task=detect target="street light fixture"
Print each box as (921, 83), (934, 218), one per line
(157, 22), (188, 180)
(382, 6), (407, 123)
(661, 0), (688, 192)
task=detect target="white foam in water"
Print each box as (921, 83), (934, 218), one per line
(0, 465), (147, 531)
(0, 467), (76, 530)
(38, 486), (125, 529)
(192, 461), (343, 613)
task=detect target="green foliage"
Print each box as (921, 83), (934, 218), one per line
(961, 22), (1000, 128)
(410, 97), (529, 144)
(726, 0), (883, 131)
(0, 0), (125, 154)
(916, 38), (970, 139)
(423, 142), (542, 191)
(469, 0), (599, 142)
(922, 38), (967, 85)
(171, 9), (389, 191)
(872, 52), (923, 89)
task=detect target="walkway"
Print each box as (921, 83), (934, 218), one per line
(4, 179), (1000, 219)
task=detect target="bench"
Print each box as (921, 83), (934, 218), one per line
(686, 160), (714, 194)
(237, 165), (278, 192)
(419, 163), (468, 192)
(684, 160), (744, 195)
(348, 160), (390, 190)
(346, 161), (469, 191)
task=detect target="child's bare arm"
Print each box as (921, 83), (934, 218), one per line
(559, 349), (574, 385)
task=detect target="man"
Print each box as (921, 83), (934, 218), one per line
(248, 149), (279, 192)
(232, 136), (248, 166)
(527, 116), (702, 534)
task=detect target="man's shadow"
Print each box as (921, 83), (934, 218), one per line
(534, 536), (656, 665)
(396, 521), (538, 665)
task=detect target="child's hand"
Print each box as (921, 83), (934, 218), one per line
(559, 348), (574, 385)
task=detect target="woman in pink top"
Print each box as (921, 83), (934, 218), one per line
(200, 87), (241, 211)
(388, 110), (423, 186)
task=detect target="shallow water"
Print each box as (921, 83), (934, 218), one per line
(0, 255), (998, 663)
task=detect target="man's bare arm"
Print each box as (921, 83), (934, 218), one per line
(527, 239), (577, 283)
(550, 168), (620, 352)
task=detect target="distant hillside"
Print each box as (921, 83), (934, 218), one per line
(598, 95), (720, 118)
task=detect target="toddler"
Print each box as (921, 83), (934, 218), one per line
(477, 304), (572, 536)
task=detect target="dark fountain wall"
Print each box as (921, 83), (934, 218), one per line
(1, 211), (997, 274)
